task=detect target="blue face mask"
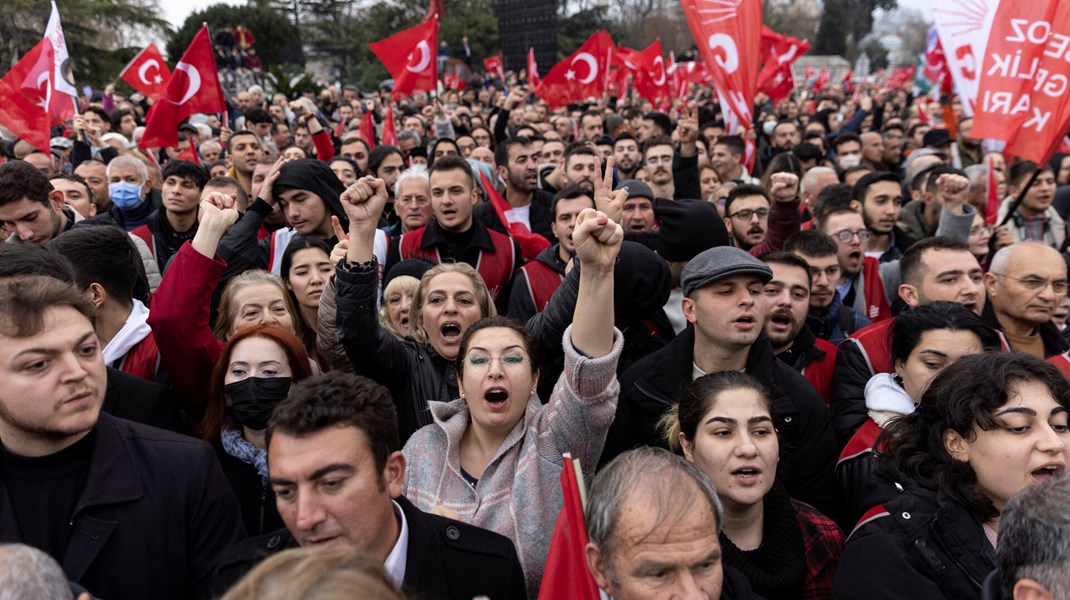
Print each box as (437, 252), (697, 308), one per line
(109, 182), (143, 209)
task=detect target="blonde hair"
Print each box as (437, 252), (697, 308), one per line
(378, 275), (421, 339)
(410, 262), (496, 346)
(220, 547), (405, 600)
(214, 269), (302, 341)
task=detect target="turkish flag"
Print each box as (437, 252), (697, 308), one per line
(632, 40), (670, 105)
(479, 172), (550, 261)
(536, 30), (616, 110)
(756, 27), (808, 102)
(370, 18), (439, 100)
(483, 56), (505, 81)
(119, 42), (171, 102)
(611, 46), (638, 93)
(922, 28), (949, 86)
(527, 47), (540, 87)
(813, 67), (830, 92)
(0, 1), (77, 155)
(139, 26), (225, 150)
(537, 454), (600, 600)
(359, 108), (376, 150)
(681, 0), (761, 135)
(382, 106), (398, 147)
(972, 0), (1070, 164)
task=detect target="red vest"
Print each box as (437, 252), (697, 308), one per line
(802, 337), (837, 404)
(1048, 351), (1070, 379)
(118, 333), (161, 382)
(518, 259), (564, 314)
(861, 256), (891, 322)
(848, 317), (1012, 381)
(838, 417), (881, 467)
(398, 227), (516, 300)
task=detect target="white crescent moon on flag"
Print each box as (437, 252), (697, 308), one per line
(174, 61), (201, 105)
(653, 56), (666, 85)
(778, 46), (797, 65)
(37, 71), (52, 108)
(570, 52), (598, 84)
(707, 33), (739, 74)
(407, 41), (431, 73)
(138, 59), (160, 86)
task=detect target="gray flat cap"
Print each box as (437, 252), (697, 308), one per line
(680, 246), (773, 296)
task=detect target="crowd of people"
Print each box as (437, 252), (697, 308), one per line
(1, 59), (1070, 600)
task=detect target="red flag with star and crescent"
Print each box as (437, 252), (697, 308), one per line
(756, 27), (809, 102)
(139, 26), (226, 150)
(632, 40), (671, 105)
(370, 18), (439, 100)
(536, 31), (616, 110)
(119, 42), (171, 102)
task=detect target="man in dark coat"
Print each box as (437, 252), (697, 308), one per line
(0, 276), (243, 600)
(212, 371), (528, 600)
(601, 246), (838, 516)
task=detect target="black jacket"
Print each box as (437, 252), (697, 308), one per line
(602, 327), (838, 516)
(0, 413), (244, 600)
(335, 259), (457, 444)
(215, 445), (285, 537)
(103, 366), (189, 434)
(981, 299), (1069, 358)
(832, 480), (995, 600)
(211, 495), (528, 599)
(474, 187), (556, 241)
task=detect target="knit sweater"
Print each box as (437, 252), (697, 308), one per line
(402, 324), (623, 598)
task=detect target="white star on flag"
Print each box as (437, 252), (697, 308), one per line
(565, 70), (575, 80)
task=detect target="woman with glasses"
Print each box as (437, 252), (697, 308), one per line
(402, 204), (624, 598)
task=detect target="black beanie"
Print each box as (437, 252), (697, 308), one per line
(272, 158), (349, 233)
(654, 198), (731, 262)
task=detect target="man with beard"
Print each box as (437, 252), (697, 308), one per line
(722, 174), (801, 256)
(562, 144), (600, 193)
(507, 186), (594, 321)
(784, 230), (871, 345)
(855, 171), (913, 263)
(642, 136), (676, 199)
(760, 251), (837, 403)
(613, 133), (642, 180)
(881, 124), (906, 175)
(578, 109), (605, 143)
(0, 276), (243, 599)
(474, 136), (554, 240)
(603, 246), (837, 515)
(820, 207), (891, 322)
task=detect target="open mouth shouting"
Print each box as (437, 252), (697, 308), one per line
(1031, 463), (1065, 483)
(731, 466), (763, 485)
(767, 310), (794, 333)
(484, 386), (509, 410)
(440, 321), (463, 343)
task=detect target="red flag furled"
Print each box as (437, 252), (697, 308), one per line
(119, 42), (172, 102)
(0, 1), (78, 154)
(382, 106), (398, 147)
(536, 31), (617, 110)
(483, 56), (505, 81)
(478, 172), (550, 261)
(360, 108), (377, 150)
(681, 0), (762, 144)
(985, 154), (1000, 226)
(972, 0), (1070, 165)
(631, 40), (670, 105)
(922, 28), (950, 86)
(756, 27), (809, 102)
(369, 18), (439, 100)
(813, 67), (831, 92)
(537, 454), (600, 600)
(139, 26), (225, 150)
(527, 47), (540, 87)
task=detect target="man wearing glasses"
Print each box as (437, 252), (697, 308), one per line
(819, 207), (891, 322)
(722, 174), (801, 256)
(984, 241), (1069, 359)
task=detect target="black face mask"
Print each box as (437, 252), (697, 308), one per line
(223, 376), (292, 430)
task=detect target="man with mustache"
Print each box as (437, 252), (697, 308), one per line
(722, 173), (800, 256)
(760, 251), (837, 403)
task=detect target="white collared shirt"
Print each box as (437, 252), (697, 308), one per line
(383, 500), (409, 590)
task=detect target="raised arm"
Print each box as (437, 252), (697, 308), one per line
(570, 208), (623, 357)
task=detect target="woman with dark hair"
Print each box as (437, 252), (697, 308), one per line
(200, 324), (314, 536)
(661, 371), (844, 600)
(832, 352), (1070, 599)
(837, 302), (1000, 524)
(997, 160), (1062, 247)
(429, 137), (460, 166)
(280, 236), (333, 367)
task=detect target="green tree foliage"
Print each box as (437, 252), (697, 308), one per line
(1, 0), (168, 88)
(814, 0), (848, 56)
(168, 4), (303, 68)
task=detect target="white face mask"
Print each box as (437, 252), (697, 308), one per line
(762, 121), (777, 136)
(837, 154), (861, 169)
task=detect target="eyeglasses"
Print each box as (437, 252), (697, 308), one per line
(832, 229), (872, 243)
(992, 273), (1068, 294)
(728, 207), (770, 220)
(465, 354), (528, 369)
